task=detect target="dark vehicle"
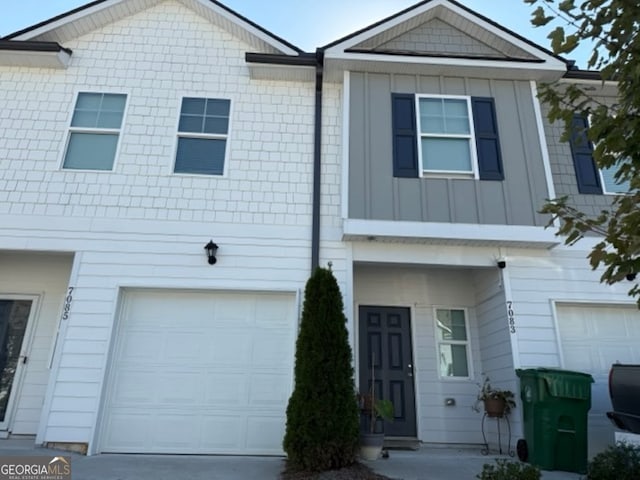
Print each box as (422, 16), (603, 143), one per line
(607, 364), (640, 434)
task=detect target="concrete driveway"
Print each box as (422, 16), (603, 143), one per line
(0, 437), (584, 479)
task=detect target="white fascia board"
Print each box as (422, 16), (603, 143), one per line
(190, 0), (300, 55)
(323, 51), (567, 75)
(323, 0), (445, 54)
(12, 0), (124, 40)
(324, 0), (565, 70)
(560, 77), (617, 87)
(56, 49), (72, 67)
(247, 63), (315, 82)
(351, 241), (500, 267)
(560, 77), (618, 97)
(343, 219), (559, 248)
(0, 49), (72, 68)
(443, 1), (565, 68)
(530, 81), (557, 202)
(341, 71), (350, 221)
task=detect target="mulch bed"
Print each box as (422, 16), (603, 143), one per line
(281, 462), (393, 480)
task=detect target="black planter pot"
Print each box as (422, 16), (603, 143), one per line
(359, 432), (384, 461)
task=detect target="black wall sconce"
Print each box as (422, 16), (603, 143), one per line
(204, 240), (219, 265)
(497, 259), (506, 269)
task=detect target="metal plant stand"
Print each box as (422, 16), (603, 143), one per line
(481, 413), (514, 456)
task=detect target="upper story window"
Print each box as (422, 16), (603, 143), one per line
(600, 165), (631, 194)
(62, 92), (127, 170)
(391, 93), (503, 181)
(569, 114), (631, 195)
(417, 96), (476, 176)
(435, 307), (471, 379)
(174, 97), (230, 176)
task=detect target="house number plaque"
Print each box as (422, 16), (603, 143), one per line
(506, 301), (515, 334)
(62, 286), (74, 320)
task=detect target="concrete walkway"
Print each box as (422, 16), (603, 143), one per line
(0, 437), (584, 479)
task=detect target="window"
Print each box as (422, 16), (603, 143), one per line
(63, 92), (127, 170)
(391, 93), (503, 180)
(570, 114), (631, 195)
(600, 165), (631, 194)
(174, 97), (230, 175)
(435, 308), (470, 378)
(418, 96), (475, 175)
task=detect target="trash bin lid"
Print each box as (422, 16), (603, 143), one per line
(516, 368), (594, 400)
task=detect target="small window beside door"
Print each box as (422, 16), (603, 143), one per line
(435, 308), (471, 378)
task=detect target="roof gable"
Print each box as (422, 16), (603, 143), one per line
(322, 0), (567, 81)
(357, 16), (533, 61)
(3, 0), (301, 55)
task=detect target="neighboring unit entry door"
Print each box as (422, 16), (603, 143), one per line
(359, 306), (416, 437)
(0, 298), (34, 432)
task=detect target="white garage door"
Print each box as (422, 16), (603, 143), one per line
(557, 303), (640, 456)
(100, 289), (297, 454)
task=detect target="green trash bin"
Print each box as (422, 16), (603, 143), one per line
(515, 368), (594, 474)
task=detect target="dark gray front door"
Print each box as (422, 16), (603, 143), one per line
(359, 306), (416, 437)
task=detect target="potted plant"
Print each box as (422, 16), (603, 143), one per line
(473, 376), (516, 418)
(358, 353), (394, 461)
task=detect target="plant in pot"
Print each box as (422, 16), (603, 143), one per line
(472, 376), (516, 418)
(358, 353), (394, 461)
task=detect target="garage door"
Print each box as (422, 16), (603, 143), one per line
(557, 303), (640, 456)
(100, 289), (297, 454)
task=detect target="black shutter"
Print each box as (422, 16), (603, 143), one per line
(472, 97), (504, 181)
(391, 93), (418, 178)
(570, 114), (602, 194)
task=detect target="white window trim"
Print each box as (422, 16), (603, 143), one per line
(59, 91), (129, 172)
(433, 306), (473, 380)
(172, 96), (232, 177)
(598, 163), (631, 196)
(415, 94), (479, 180)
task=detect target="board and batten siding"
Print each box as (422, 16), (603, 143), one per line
(354, 265), (487, 445)
(348, 72), (549, 226)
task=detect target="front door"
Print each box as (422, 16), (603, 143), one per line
(0, 299), (33, 431)
(359, 306), (416, 437)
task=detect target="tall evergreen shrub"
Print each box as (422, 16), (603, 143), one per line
(283, 267), (360, 471)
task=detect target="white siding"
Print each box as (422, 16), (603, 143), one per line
(0, 252), (73, 434)
(354, 265), (488, 445)
(0, 0), (320, 451)
(473, 268), (518, 442)
(506, 246), (635, 369)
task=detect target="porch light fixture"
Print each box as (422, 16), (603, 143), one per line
(204, 240), (219, 265)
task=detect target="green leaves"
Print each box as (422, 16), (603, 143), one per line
(531, 6), (555, 26)
(529, 0), (640, 306)
(283, 267), (360, 471)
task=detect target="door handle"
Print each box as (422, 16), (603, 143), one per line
(407, 363), (413, 377)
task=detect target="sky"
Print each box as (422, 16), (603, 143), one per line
(0, 0), (592, 68)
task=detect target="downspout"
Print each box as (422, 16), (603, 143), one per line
(311, 48), (324, 271)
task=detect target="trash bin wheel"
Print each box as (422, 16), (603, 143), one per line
(517, 438), (528, 462)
